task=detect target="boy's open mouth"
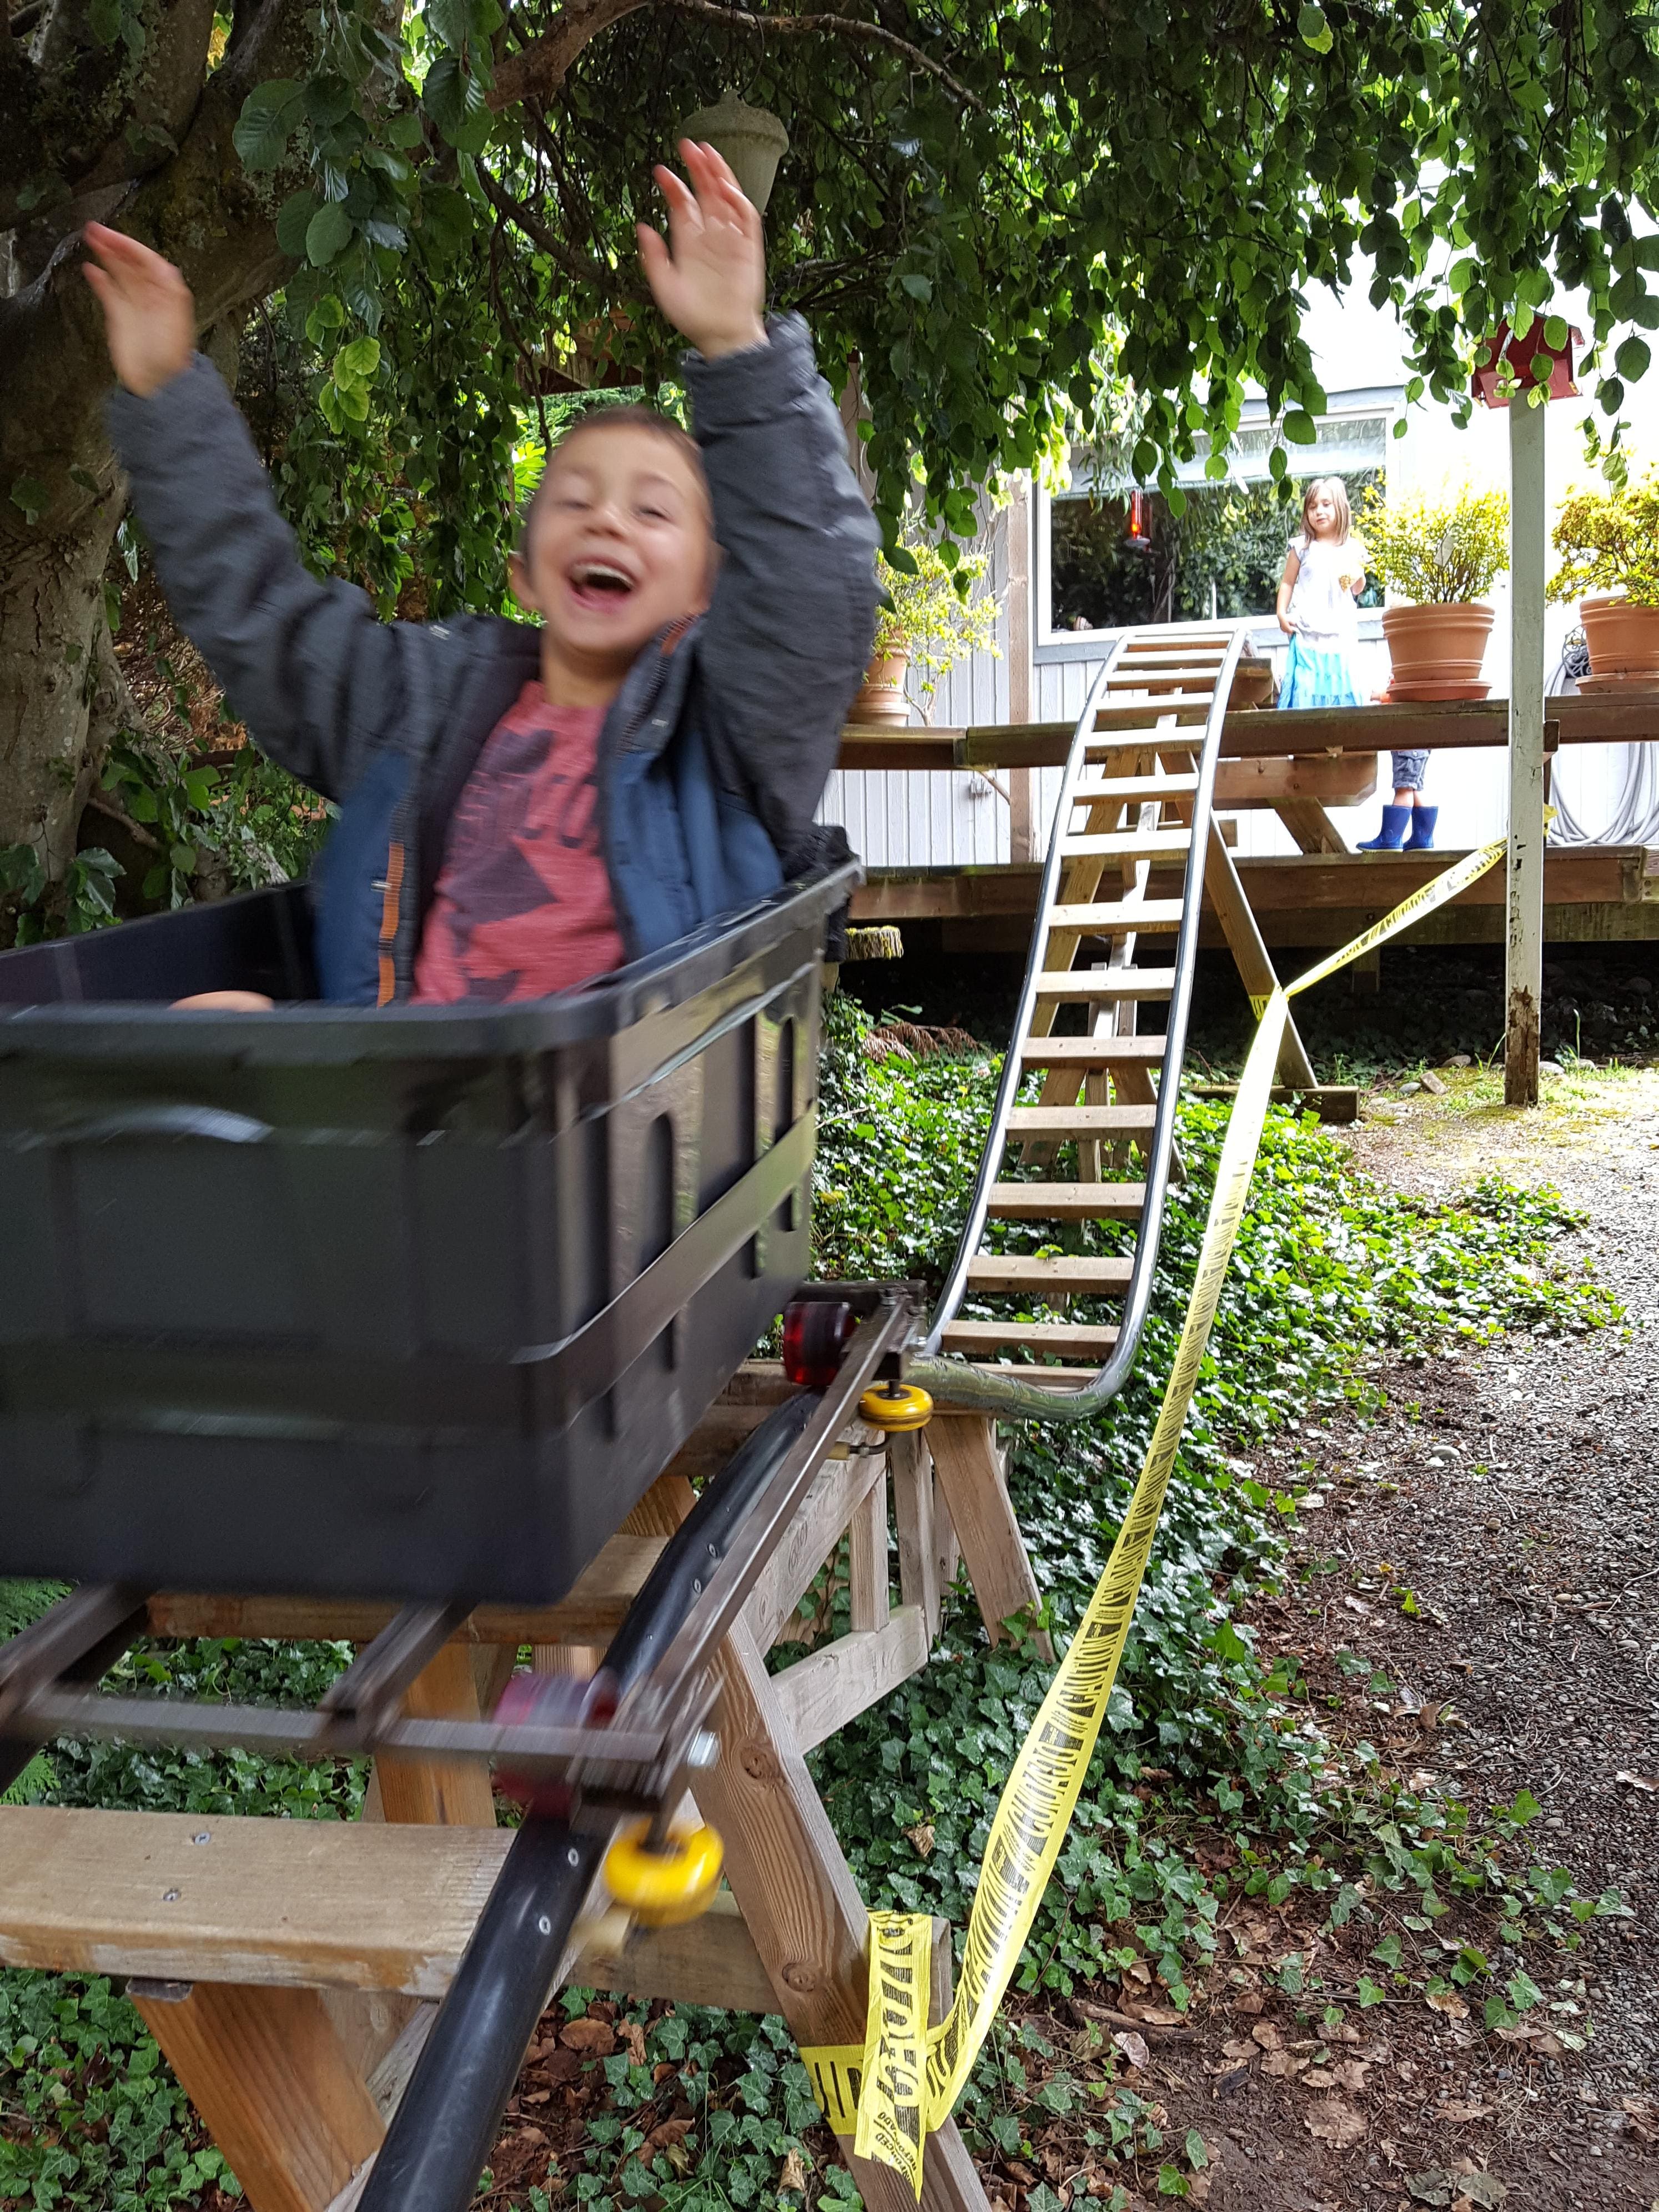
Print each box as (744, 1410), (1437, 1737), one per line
(567, 559), (638, 611)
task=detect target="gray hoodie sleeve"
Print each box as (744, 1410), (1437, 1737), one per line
(685, 315), (881, 867)
(106, 355), (415, 805)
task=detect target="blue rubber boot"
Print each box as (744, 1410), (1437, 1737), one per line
(1405, 805), (1439, 851)
(1358, 804), (1411, 851)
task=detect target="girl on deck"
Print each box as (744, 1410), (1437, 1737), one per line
(1275, 476), (1367, 711)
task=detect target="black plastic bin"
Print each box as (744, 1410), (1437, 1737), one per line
(0, 864), (853, 1604)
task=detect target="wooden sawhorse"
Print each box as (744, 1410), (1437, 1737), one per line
(0, 1366), (1045, 2212)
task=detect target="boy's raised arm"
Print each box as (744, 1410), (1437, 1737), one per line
(86, 224), (403, 805)
(640, 150), (881, 873)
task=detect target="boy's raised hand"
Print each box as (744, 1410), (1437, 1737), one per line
(637, 142), (767, 360)
(83, 223), (195, 398)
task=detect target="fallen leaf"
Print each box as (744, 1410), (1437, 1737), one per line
(1006, 2163), (1038, 2188)
(622, 2019), (647, 2065)
(1251, 2022), (1283, 2050)
(905, 1821), (936, 1857)
(1333, 2060), (1370, 2092)
(1264, 2052), (1309, 2078)
(1124, 1960), (1153, 1987)
(1234, 1989), (1264, 2015)
(1617, 1771), (1659, 1793)
(642, 2120), (694, 2157)
(1407, 2177), (1455, 2209)
(1138, 2005), (1184, 2026)
(1426, 1989), (1469, 2020)
(1304, 2098), (1366, 2148)
(780, 2150), (808, 2194)
(1113, 2030), (1150, 2070)
(1454, 2176), (1507, 2209)
(1303, 2067), (1338, 2089)
(521, 2088), (551, 2106)
(559, 2018), (617, 2055)
(1222, 2039), (1257, 2061)
(1437, 2101), (1493, 2123)
(515, 2126), (547, 2146)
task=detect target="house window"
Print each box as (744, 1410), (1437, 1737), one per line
(1040, 406), (1396, 644)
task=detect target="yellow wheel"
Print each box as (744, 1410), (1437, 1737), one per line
(858, 1380), (933, 1432)
(604, 1820), (724, 1926)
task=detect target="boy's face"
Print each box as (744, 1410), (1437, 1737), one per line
(512, 424), (714, 686)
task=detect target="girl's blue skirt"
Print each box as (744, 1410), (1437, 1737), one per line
(1278, 635), (1364, 711)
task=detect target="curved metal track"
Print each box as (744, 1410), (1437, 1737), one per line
(908, 620), (1253, 1422)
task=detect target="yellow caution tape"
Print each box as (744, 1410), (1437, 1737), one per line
(803, 838), (1506, 2193)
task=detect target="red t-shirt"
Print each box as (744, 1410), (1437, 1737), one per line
(411, 683), (627, 1004)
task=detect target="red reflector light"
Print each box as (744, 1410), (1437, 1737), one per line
(782, 1299), (857, 1387)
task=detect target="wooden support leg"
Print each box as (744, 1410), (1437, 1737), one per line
(131, 1980), (382, 2212)
(1203, 820), (1318, 1088)
(847, 1465), (890, 1635)
(627, 1479), (990, 2212)
(373, 1642), (498, 1829)
(890, 1430), (941, 1643)
(926, 1418), (1051, 1660)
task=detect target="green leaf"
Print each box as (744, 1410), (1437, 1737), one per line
(8, 475), (49, 524)
(306, 200), (355, 266)
(1206, 1617), (1254, 1666)
(1156, 2166), (1189, 2198)
(276, 189), (321, 259)
(419, 183), (472, 259)
(1283, 409), (1317, 445)
(423, 54), (489, 148)
(1184, 2130), (1209, 2170)
(233, 78), (304, 172)
(335, 335), (381, 384)
(900, 274), (933, 303)
(1370, 1933), (1402, 1968)
(1296, 2), (1333, 51)
(1543, 314), (1570, 351)
(1356, 1975), (1386, 2007)
(1615, 335), (1651, 383)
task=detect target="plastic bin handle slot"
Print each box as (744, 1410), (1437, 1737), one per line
(31, 1104), (274, 1147)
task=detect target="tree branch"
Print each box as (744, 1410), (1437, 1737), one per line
(654, 0), (982, 108)
(473, 161), (639, 297)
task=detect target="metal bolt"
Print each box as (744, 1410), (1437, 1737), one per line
(566, 1847), (580, 1868)
(691, 1577), (702, 1595)
(687, 1730), (720, 1771)
(162, 1889), (180, 1903)
(191, 1832), (210, 1845)
(538, 1915), (552, 1936)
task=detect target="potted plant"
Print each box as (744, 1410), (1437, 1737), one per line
(1357, 482), (1511, 700)
(851, 532), (1002, 723)
(1547, 470), (1659, 688)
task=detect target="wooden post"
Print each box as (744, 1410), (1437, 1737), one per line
(1505, 390), (1547, 1107)
(1007, 477), (1036, 862)
(926, 1417), (1051, 1658)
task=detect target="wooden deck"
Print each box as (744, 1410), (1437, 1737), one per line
(838, 692), (1659, 949)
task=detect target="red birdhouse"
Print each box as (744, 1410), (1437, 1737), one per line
(1471, 316), (1580, 408)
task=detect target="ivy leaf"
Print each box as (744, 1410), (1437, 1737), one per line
(1296, 3), (1333, 51)
(232, 79), (304, 173)
(306, 200), (355, 267)
(276, 190), (321, 259)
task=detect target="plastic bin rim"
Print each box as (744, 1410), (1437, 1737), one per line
(0, 862), (859, 1058)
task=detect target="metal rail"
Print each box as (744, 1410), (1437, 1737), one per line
(909, 621), (1251, 1422)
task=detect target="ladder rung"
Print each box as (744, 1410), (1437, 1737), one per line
(1058, 830), (1192, 861)
(942, 1321), (1123, 1355)
(965, 1255), (1134, 1293)
(1008, 1105), (1157, 1135)
(1088, 702), (1210, 731)
(1118, 647), (1228, 663)
(1017, 1035), (1165, 1067)
(1049, 899), (1185, 932)
(1072, 774), (1200, 802)
(988, 1182), (1147, 1220)
(1030, 968), (1175, 999)
(1103, 670), (1221, 689)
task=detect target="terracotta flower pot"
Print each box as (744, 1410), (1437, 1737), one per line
(1380, 603), (1495, 701)
(1579, 595), (1659, 688)
(849, 649), (911, 724)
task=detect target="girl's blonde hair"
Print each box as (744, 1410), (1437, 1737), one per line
(1301, 475), (1351, 544)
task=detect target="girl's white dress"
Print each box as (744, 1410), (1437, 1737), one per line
(1279, 533), (1365, 711)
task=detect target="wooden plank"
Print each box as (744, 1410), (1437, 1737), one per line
(925, 1417), (1050, 1657)
(1203, 822), (1318, 1090)
(374, 1641), (496, 1829)
(940, 1320), (1120, 1355)
(888, 1431), (940, 1643)
(1185, 1083), (1360, 1125)
(1274, 797), (1349, 854)
(745, 1445), (886, 1652)
(132, 1981), (383, 2212)
(1059, 829), (1193, 861)
(770, 1606), (931, 1755)
(1215, 754), (1376, 806)
(1008, 1104), (1155, 1135)
(964, 1254), (1133, 1293)
(987, 1181), (1145, 1219)
(847, 1471), (889, 1637)
(0, 1807), (782, 2012)
(1030, 966), (1173, 1001)
(146, 1537), (668, 1647)
(1048, 898), (1184, 931)
(1072, 772), (1199, 803)
(1016, 1033), (1164, 1067)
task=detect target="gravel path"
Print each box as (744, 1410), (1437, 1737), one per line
(1137, 1067), (1659, 2211)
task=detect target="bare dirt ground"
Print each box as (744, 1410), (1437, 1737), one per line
(1093, 1065), (1659, 2212)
